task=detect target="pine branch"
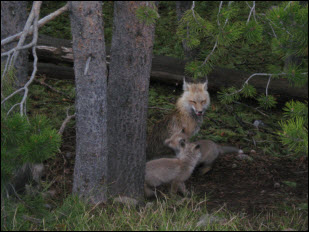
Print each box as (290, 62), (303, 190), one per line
(200, 1), (232, 67)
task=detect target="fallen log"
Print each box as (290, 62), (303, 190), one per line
(28, 35), (308, 100)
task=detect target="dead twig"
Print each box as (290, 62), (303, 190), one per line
(58, 107), (75, 135)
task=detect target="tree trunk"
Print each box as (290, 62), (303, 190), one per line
(1, 1), (28, 87)
(69, 1), (108, 204)
(107, 1), (156, 199)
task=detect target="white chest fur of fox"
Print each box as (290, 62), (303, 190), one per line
(146, 79), (210, 160)
(165, 130), (243, 175)
(144, 141), (201, 198)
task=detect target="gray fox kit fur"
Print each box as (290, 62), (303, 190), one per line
(144, 140), (201, 198)
(146, 79), (210, 160)
(164, 129), (243, 175)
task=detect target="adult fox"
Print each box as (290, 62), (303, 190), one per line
(146, 78), (210, 160)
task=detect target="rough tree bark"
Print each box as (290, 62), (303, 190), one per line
(69, 1), (108, 203)
(107, 1), (156, 199)
(1, 1), (28, 87)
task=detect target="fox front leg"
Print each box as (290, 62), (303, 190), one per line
(178, 182), (190, 196)
(170, 180), (181, 195)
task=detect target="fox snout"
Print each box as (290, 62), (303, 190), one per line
(196, 110), (204, 116)
(192, 108), (205, 117)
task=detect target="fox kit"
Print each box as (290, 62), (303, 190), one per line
(165, 130), (243, 175)
(144, 140), (201, 198)
(146, 78), (210, 160)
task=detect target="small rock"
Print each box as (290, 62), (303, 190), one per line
(253, 120), (265, 128)
(274, 182), (280, 188)
(261, 190), (266, 194)
(232, 163), (237, 169)
(250, 149), (256, 154)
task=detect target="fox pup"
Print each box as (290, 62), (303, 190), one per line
(146, 78), (210, 160)
(144, 140), (201, 198)
(165, 129), (243, 175)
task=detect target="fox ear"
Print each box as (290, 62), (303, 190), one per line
(194, 144), (200, 150)
(203, 77), (208, 91)
(183, 78), (189, 91)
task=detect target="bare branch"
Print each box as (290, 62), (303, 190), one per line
(1, 3), (69, 46)
(190, 1), (201, 26)
(265, 75), (272, 96)
(217, 1), (223, 26)
(225, 72), (308, 98)
(11, 2), (42, 67)
(1, 1), (41, 117)
(201, 39), (218, 66)
(58, 107), (76, 135)
(246, 1), (256, 25)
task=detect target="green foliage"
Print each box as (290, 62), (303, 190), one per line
(1, 69), (61, 186)
(217, 21), (244, 47)
(283, 63), (308, 87)
(283, 100), (308, 122)
(38, 2), (71, 39)
(1, 113), (61, 183)
(278, 100), (308, 155)
(1, 193), (307, 231)
(217, 87), (240, 104)
(257, 94), (277, 109)
(266, 2), (308, 58)
(241, 83), (257, 98)
(177, 9), (214, 49)
(243, 21), (263, 44)
(136, 3), (160, 26)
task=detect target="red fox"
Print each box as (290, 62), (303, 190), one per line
(144, 140), (201, 198)
(164, 129), (243, 175)
(146, 78), (210, 160)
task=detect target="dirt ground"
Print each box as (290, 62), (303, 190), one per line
(44, 124), (308, 216)
(190, 152), (308, 214)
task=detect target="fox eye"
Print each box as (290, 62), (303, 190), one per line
(190, 100), (196, 104)
(201, 100), (206, 104)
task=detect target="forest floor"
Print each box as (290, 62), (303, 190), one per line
(11, 77), (307, 230)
